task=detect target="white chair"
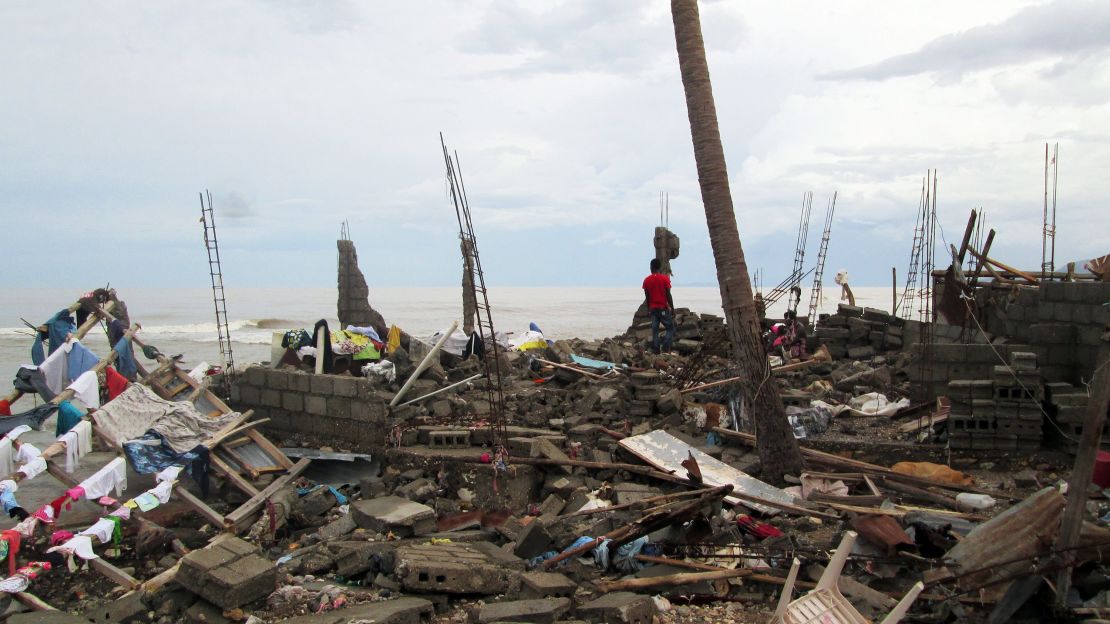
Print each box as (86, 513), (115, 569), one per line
(771, 531), (925, 624)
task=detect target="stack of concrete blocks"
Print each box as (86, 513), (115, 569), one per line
(231, 366), (388, 452)
(947, 352), (1043, 451)
(815, 305), (906, 360)
(628, 370), (662, 417)
(1044, 382), (1105, 453)
(627, 308), (727, 356)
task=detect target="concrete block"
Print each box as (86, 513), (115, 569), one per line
(264, 369), (288, 390)
(351, 496), (436, 536)
(513, 520), (554, 559)
(332, 375), (359, 397)
(838, 304), (863, 317)
(245, 366), (266, 387)
(305, 395), (327, 416)
(479, 597), (572, 623)
(578, 592), (657, 623)
(328, 397), (351, 419)
(239, 385), (259, 405)
(278, 597), (435, 624)
(176, 537), (277, 610)
(846, 345), (876, 360)
(281, 391), (304, 412)
(1043, 281), (1068, 302)
(260, 389), (281, 408)
(395, 542), (520, 595)
(288, 371), (311, 393)
(310, 374), (334, 395)
(520, 571), (577, 599)
(83, 590), (147, 623)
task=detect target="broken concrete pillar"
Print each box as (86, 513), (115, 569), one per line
(337, 238), (388, 338)
(461, 238), (478, 335)
(175, 537), (278, 609)
(578, 592), (657, 623)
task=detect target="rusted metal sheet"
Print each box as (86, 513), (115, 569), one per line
(850, 514), (915, 555)
(618, 430), (793, 515)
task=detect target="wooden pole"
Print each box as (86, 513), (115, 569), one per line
(594, 568), (750, 593)
(1056, 322), (1110, 605)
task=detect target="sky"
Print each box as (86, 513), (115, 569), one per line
(2, 0), (1108, 290)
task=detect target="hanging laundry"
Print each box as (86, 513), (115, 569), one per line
(38, 343), (69, 396)
(0, 405), (57, 436)
(386, 324), (402, 354)
(345, 324), (383, 342)
(4, 426), (32, 442)
(105, 366), (129, 400)
(12, 367), (54, 401)
(41, 309), (76, 359)
(60, 420), (93, 473)
(0, 439), (11, 476)
(65, 371), (99, 410)
(66, 341), (100, 382)
(55, 401), (84, 437)
(0, 487), (18, 516)
(149, 479), (174, 504)
(155, 465), (183, 483)
(15, 444), (41, 465)
(0, 531), (20, 575)
(133, 492), (160, 512)
(18, 457), (47, 480)
(77, 457), (127, 499)
(113, 337), (137, 379)
(0, 401), (8, 417)
(50, 531), (73, 547)
(80, 517), (117, 544)
(49, 534), (97, 560)
(123, 431), (211, 497)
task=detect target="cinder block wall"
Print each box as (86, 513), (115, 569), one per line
(231, 366), (388, 451)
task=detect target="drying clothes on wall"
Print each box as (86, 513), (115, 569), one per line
(66, 341), (100, 383)
(345, 325), (382, 342)
(0, 404), (57, 436)
(59, 420), (93, 473)
(12, 367), (54, 402)
(281, 329), (312, 350)
(93, 384), (239, 453)
(310, 319), (334, 373)
(66, 371), (99, 410)
(35, 309), (76, 365)
(105, 366), (129, 400)
(77, 457), (127, 499)
(331, 330), (381, 360)
(113, 336), (137, 379)
(55, 401), (84, 437)
(123, 430), (211, 497)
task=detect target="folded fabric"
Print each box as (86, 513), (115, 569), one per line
(109, 506), (131, 520)
(77, 457), (126, 499)
(48, 491), (77, 518)
(12, 516), (37, 539)
(0, 439), (11, 476)
(0, 405), (58, 436)
(65, 486), (85, 501)
(18, 458), (47, 480)
(133, 492), (160, 512)
(31, 505), (54, 524)
(105, 366), (129, 400)
(66, 341), (100, 383)
(66, 371), (100, 410)
(345, 325), (382, 342)
(49, 534), (97, 560)
(55, 401), (84, 437)
(80, 518), (116, 544)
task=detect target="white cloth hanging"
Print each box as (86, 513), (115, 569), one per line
(48, 534), (97, 560)
(78, 457), (127, 499)
(58, 420), (94, 473)
(149, 479), (174, 504)
(18, 457), (47, 480)
(80, 518), (116, 544)
(66, 370), (100, 409)
(0, 438), (12, 476)
(15, 444), (41, 465)
(39, 341), (71, 396)
(0, 480), (18, 494)
(155, 465), (183, 483)
(5, 426), (32, 442)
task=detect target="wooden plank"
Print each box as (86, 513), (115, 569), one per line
(225, 458), (311, 530)
(89, 557), (140, 590)
(13, 592), (57, 611)
(174, 486), (228, 530)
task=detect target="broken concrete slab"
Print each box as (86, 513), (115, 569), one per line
(351, 495), (436, 536)
(280, 596), (435, 624)
(520, 571), (577, 599)
(578, 591), (657, 623)
(395, 542), (521, 595)
(479, 597), (572, 623)
(175, 536), (278, 610)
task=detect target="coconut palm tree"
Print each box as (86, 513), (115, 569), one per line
(670, 0), (803, 481)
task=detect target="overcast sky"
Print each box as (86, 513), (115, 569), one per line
(3, 0), (1107, 290)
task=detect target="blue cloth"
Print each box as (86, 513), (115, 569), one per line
(613, 537), (651, 573)
(66, 342), (100, 382)
(650, 308), (676, 353)
(122, 430), (212, 498)
(56, 401), (84, 437)
(0, 490), (17, 514)
(570, 354), (617, 370)
(31, 334), (45, 367)
(114, 337), (137, 379)
(44, 309), (76, 357)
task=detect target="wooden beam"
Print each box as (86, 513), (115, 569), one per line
(174, 486), (228, 530)
(89, 557), (140, 590)
(594, 568), (750, 593)
(225, 458), (312, 531)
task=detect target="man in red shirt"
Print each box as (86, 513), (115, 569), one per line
(643, 258), (676, 353)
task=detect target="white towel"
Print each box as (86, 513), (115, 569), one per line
(78, 457), (127, 499)
(66, 370), (100, 409)
(0, 438), (12, 476)
(18, 457), (47, 480)
(80, 518), (116, 544)
(0, 480), (18, 494)
(59, 431), (80, 474)
(39, 341), (71, 396)
(15, 444), (41, 464)
(5, 426), (32, 442)
(155, 465), (183, 483)
(48, 534), (97, 560)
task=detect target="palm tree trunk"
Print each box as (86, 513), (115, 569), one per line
(670, 0), (803, 482)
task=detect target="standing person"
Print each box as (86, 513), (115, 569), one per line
(643, 258), (676, 353)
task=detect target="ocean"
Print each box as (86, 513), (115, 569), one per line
(0, 285), (903, 378)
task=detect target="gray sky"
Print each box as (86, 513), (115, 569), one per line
(2, 0), (1107, 288)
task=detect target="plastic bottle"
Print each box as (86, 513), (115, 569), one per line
(956, 493), (997, 511)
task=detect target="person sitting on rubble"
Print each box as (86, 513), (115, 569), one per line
(643, 258), (676, 354)
(782, 310), (808, 360)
